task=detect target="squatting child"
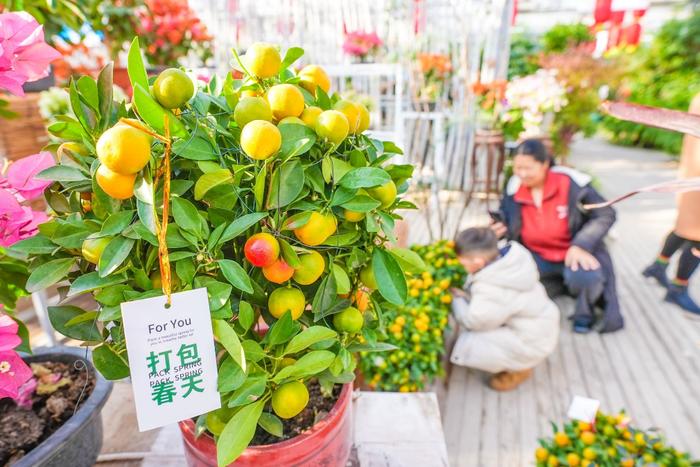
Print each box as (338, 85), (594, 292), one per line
(450, 227), (560, 391)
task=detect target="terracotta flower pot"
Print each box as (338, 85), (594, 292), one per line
(178, 383), (353, 467)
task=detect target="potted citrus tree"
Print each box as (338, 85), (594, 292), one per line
(12, 38), (419, 466)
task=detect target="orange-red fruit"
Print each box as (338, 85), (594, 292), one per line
(263, 258), (295, 284)
(244, 233), (280, 267)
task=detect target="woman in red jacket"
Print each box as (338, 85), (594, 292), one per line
(492, 139), (623, 334)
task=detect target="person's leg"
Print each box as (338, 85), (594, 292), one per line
(665, 246), (700, 316)
(532, 253), (567, 298)
(643, 231), (686, 288)
(563, 267), (605, 333)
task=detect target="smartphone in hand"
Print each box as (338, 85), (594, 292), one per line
(488, 210), (504, 224)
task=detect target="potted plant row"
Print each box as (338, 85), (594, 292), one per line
(10, 37), (420, 466)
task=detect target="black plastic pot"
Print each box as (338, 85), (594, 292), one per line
(14, 346), (113, 467)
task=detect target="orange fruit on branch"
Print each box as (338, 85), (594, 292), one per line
(263, 258), (295, 284)
(266, 84), (305, 120)
(333, 306), (364, 333)
(234, 96), (272, 127)
(292, 250), (325, 285)
(314, 110), (349, 145)
(271, 381), (309, 419)
(96, 165), (136, 200)
(96, 124), (151, 175)
(153, 68), (194, 109)
(240, 120), (281, 160)
(333, 99), (362, 134)
(300, 106), (323, 127)
(293, 212), (337, 246)
(268, 286), (305, 320)
(298, 65), (330, 95)
(81, 236), (111, 264)
(243, 42), (281, 78)
(244, 233), (280, 267)
(367, 180), (397, 209)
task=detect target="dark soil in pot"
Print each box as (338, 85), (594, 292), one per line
(0, 361), (96, 465)
(249, 381), (342, 446)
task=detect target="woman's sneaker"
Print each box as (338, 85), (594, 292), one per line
(642, 262), (669, 288)
(665, 285), (700, 319)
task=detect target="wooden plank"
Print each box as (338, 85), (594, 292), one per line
(517, 373), (539, 465)
(478, 383), (499, 467)
(454, 369), (485, 467)
(498, 387), (521, 466)
(443, 366), (468, 464)
(531, 362), (554, 439)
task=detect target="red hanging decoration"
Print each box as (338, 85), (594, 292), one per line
(622, 22), (642, 45)
(610, 10), (625, 25)
(512, 0), (518, 26)
(633, 8), (647, 19)
(594, 0), (612, 25)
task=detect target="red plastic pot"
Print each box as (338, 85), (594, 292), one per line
(179, 383), (353, 467)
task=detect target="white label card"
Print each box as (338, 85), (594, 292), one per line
(567, 396), (600, 424)
(121, 288), (221, 431)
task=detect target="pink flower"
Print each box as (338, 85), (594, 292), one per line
(0, 314), (33, 401)
(0, 152), (53, 247)
(15, 377), (37, 408)
(5, 151), (54, 201)
(0, 12), (62, 96)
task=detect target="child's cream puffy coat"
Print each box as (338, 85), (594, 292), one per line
(450, 242), (560, 373)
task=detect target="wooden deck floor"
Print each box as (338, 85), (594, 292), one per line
(434, 139), (700, 466)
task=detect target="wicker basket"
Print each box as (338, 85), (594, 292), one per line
(0, 93), (49, 161)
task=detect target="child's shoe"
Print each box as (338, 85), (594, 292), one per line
(489, 368), (532, 391)
(642, 261), (669, 288)
(665, 284), (700, 319)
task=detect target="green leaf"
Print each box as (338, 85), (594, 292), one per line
(282, 211), (312, 230)
(171, 197), (202, 236)
(9, 235), (57, 255)
(279, 124), (316, 159)
(254, 162), (267, 209)
(48, 305), (102, 342)
(195, 169), (233, 200)
(272, 350), (335, 383)
(281, 47), (305, 69)
(266, 312), (300, 346)
(340, 195), (381, 212)
(64, 311), (100, 328)
(127, 37), (149, 92)
(258, 412), (284, 438)
(372, 248), (407, 305)
(388, 248), (428, 274)
(35, 165), (88, 182)
(172, 136), (218, 161)
(217, 399), (264, 466)
(332, 264), (351, 295)
(278, 238), (300, 268)
(68, 272), (127, 296)
(98, 237), (135, 277)
(100, 210), (135, 237)
(133, 84), (186, 137)
(382, 141), (404, 155)
(347, 342), (398, 352)
(26, 258), (75, 293)
(76, 75), (99, 112)
(227, 375), (267, 408)
(338, 167), (391, 189)
(284, 326), (337, 355)
(97, 63), (114, 131)
(237, 301), (254, 331)
(136, 198), (157, 235)
(218, 260), (254, 294)
(241, 340), (265, 362)
(311, 273), (348, 321)
(330, 157), (353, 182)
(212, 319), (246, 372)
(218, 356), (246, 392)
(95, 284), (132, 307)
(93, 344), (130, 380)
(323, 230), (360, 247)
(266, 160), (305, 209)
(315, 86), (331, 110)
(220, 213), (268, 243)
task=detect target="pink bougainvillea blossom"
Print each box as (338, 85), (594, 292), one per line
(342, 30), (383, 59)
(0, 314), (33, 401)
(0, 12), (62, 96)
(0, 151), (54, 247)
